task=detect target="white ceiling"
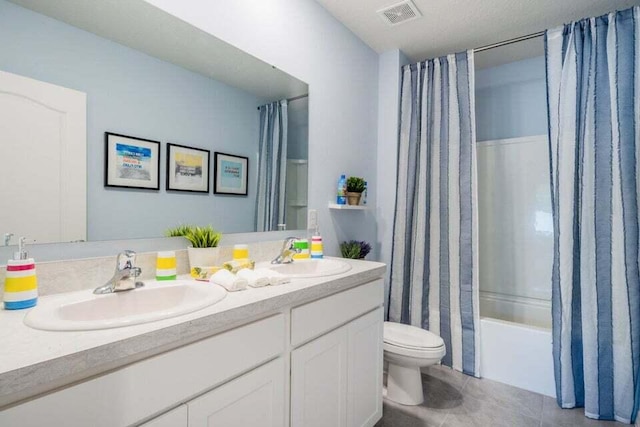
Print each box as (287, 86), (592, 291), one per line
(316, 0), (640, 64)
(9, 0), (308, 101)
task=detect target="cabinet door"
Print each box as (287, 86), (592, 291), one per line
(187, 358), (285, 427)
(347, 308), (383, 427)
(291, 325), (348, 427)
(139, 405), (187, 427)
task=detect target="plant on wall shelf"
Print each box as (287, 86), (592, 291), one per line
(165, 224), (193, 237)
(346, 176), (366, 193)
(345, 176), (366, 205)
(340, 240), (371, 260)
(184, 225), (222, 248)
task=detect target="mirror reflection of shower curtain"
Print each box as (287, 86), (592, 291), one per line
(256, 100), (288, 231)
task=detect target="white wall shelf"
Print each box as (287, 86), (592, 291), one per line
(328, 203), (368, 210)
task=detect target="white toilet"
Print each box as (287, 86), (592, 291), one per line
(383, 321), (446, 406)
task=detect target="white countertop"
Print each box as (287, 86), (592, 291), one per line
(0, 258), (385, 408)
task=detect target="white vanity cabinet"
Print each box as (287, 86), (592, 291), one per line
(290, 280), (384, 427)
(0, 314), (286, 427)
(0, 278), (384, 427)
(140, 358), (285, 427)
(291, 324), (349, 427)
(186, 357), (285, 427)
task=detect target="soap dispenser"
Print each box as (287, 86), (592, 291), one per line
(4, 237), (38, 310)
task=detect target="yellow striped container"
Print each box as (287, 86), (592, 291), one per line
(292, 239), (310, 260)
(233, 244), (249, 260)
(156, 251), (177, 281)
(4, 259), (38, 310)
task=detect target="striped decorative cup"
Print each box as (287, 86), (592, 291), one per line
(156, 251), (177, 281)
(233, 244), (249, 260)
(4, 259), (38, 310)
(292, 239), (310, 259)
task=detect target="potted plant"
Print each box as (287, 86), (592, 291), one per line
(183, 225), (222, 268)
(346, 176), (366, 205)
(340, 240), (371, 260)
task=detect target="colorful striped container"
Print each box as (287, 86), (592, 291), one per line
(4, 258), (38, 310)
(311, 235), (324, 259)
(292, 239), (310, 260)
(156, 251), (177, 281)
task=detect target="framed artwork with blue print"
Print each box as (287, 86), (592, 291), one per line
(213, 152), (248, 196)
(104, 132), (160, 190)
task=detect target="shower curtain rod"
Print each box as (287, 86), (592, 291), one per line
(257, 94), (308, 110)
(474, 31), (545, 53)
(287, 94), (308, 102)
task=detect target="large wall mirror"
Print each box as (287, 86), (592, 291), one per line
(0, 0), (309, 245)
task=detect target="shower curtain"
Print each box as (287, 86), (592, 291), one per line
(546, 7), (640, 423)
(256, 100), (288, 232)
(388, 52), (480, 377)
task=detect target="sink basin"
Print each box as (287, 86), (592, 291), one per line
(24, 280), (226, 331)
(264, 258), (352, 278)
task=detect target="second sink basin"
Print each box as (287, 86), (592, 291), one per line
(24, 280), (226, 331)
(265, 258), (352, 278)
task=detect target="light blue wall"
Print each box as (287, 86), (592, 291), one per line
(376, 49), (410, 318)
(475, 56), (548, 141)
(147, 0), (380, 258)
(0, 0), (265, 241)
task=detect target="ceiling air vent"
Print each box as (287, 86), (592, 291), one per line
(377, 0), (422, 26)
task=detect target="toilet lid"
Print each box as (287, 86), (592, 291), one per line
(383, 322), (445, 349)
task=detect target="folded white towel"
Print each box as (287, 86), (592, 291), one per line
(237, 268), (269, 288)
(270, 270), (291, 286)
(210, 269), (247, 292)
(254, 268), (291, 286)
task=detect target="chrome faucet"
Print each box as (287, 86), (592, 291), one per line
(94, 250), (143, 294)
(272, 237), (301, 264)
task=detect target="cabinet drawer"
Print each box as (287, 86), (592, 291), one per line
(291, 279), (383, 347)
(0, 314), (285, 427)
(188, 358), (285, 427)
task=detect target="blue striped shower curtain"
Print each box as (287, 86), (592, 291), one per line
(388, 52), (480, 377)
(546, 7), (640, 423)
(256, 100), (288, 231)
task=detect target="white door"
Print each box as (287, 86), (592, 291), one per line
(139, 405), (187, 427)
(291, 325), (348, 427)
(0, 70), (86, 244)
(187, 357), (285, 427)
(347, 308), (383, 427)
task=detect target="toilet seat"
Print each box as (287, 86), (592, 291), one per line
(383, 321), (444, 350)
(383, 341), (446, 359)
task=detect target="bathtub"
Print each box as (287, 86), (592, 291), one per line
(479, 291), (555, 397)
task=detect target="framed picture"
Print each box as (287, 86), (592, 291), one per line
(214, 152), (248, 196)
(166, 143), (210, 193)
(105, 132), (160, 190)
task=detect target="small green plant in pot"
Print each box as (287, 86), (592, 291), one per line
(184, 225), (222, 268)
(184, 225), (221, 248)
(346, 176), (366, 205)
(340, 240), (371, 260)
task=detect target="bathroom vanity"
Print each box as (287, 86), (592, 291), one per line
(0, 258), (385, 427)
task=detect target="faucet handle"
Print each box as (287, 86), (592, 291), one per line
(283, 236), (300, 248)
(116, 250), (136, 270)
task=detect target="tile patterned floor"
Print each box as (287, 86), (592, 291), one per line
(376, 365), (629, 427)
